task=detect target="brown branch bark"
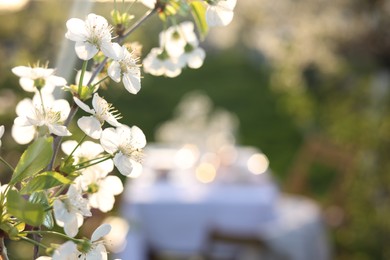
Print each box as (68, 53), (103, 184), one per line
(0, 236), (9, 260)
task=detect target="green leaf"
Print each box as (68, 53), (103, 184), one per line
(190, 1), (209, 40)
(10, 137), (53, 185)
(6, 190), (45, 227)
(20, 171), (72, 195)
(29, 191), (54, 229)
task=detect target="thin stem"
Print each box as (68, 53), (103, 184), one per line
(76, 155), (113, 170)
(0, 157), (14, 172)
(91, 75), (110, 89)
(65, 134), (87, 164)
(0, 236), (9, 260)
(20, 236), (48, 249)
(47, 102), (79, 171)
(121, 7), (157, 42)
(78, 60), (89, 96)
(23, 230), (80, 243)
(51, 183), (69, 199)
(87, 57), (108, 86)
(33, 230), (41, 259)
(125, 0), (139, 14)
(38, 89), (46, 116)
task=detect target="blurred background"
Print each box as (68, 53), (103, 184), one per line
(1, 0), (390, 259)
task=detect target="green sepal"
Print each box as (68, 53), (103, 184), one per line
(59, 157), (79, 179)
(68, 84), (95, 101)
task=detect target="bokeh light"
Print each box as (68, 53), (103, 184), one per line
(195, 162), (216, 183)
(247, 153), (269, 175)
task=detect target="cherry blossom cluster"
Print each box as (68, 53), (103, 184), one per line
(0, 0), (236, 259)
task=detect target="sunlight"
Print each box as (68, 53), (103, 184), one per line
(0, 0), (29, 12)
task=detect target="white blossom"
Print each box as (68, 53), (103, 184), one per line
(100, 125), (146, 177)
(179, 47), (206, 69)
(12, 65), (67, 93)
(108, 43), (141, 95)
(61, 140), (114, 177)
(80, 224), (112, 260)
(160, 22), (198, 58)
(74, 93), (121, 139)
(52, 241), (80, 260)
(206, 0), (236, 27)
(53, 185), (92, 237)
(75, 173), (123, 212)
(144, 22), (206, 76)
(37, 224), (111, 260)
(12, 93), (71, 144)
(143, 47), (185, 78)
(65, 13), (116, 60)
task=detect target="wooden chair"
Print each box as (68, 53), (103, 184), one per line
(203, 228), (268, 260)
(284, 134), (356, 227)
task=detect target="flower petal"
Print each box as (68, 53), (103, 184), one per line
(86, 243), (107, 260)
(64, 214), (80, 237)
(74, 97), (95, 114)
(80, 141), (105, 157)
(122, 72), (141, 94)
(53, 99), (71, 121)
(78, 116), (102, 139)
(61, 140), (78, 156)
(111, 42), (124, 61)
(107, 61), (121, 83)
(185, 48), (206, 69)
(100, 127), (120, 154)
(0, 125), (4, 138)
(15, 98), (34, 117)
(113, 153), (132, 175)
(11, 124), (35, 144)
(91, 223), (112, 242)
(102, 175), (124, 195)
(140, 0), (156, 9)
(101, 42), (117, 60)
(19, 78), (35, 92)
(65, 18), (88, 41)
(48, 124), (71, 137)
(89, 192), (115, 213)
(130, 125), (147, 149)
(12, 66), (33, 78)
(220, 0), (237, 10)
(53, 241), (79, 259)
(113, 153), (134, 177)
(47, 75), (67, 87)
(129, 160), (143, 178)
(75, 42), (98, 61)
(206, 6), (234, 27)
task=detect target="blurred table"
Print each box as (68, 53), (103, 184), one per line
(117, 145), (331, 260)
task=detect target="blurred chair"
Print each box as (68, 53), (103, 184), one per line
(284, 134), (356, 227)
(145, 229), (268, 260)
(203, 228), (268, 260)
(147, 247), (204, 260)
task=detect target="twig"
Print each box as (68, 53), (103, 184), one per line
(0, 236), (9, 260)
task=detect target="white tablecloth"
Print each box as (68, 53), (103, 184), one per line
(117, 183), (330, 260)
(116, 145), (331, 260)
